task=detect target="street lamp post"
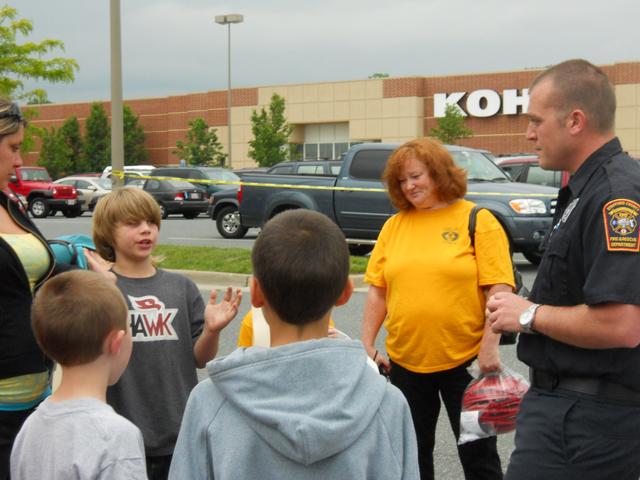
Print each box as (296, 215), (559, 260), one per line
(215, 13), (244, 169)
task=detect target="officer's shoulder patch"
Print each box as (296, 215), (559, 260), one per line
(602, 198), (640, 252)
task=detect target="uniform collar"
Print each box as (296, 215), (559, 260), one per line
(567, 137), (622, 197)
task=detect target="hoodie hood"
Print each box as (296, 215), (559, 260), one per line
(207, 338), (387, 466)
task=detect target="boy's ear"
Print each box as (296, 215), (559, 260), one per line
(250, 276), (266, 308)
(335, 278), (354, 307)
(104, 329), (125, 355)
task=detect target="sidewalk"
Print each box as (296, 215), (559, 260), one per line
(169, 269), (368, 292)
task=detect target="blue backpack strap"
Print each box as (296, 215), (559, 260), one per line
(47, 235), (96, 269)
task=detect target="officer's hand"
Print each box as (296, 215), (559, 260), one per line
(486, 292), (532, 334)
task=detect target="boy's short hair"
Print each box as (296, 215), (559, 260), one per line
(32, 270), (128, 366)
(252, 209), (349, 326)
(93, 187), (161, 262)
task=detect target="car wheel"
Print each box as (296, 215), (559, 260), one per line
(216, 206), (248, 239)
(29, 198), (49, 218)
(348, 244), (374, 256)
(183, 212), (199, 219)
(523, 251), (543, 265)
(159, 204), (169, 219)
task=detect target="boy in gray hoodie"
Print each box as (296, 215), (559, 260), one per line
(169, 209), (419, 480)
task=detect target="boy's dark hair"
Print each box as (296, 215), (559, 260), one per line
(252, 209), (349, 325)
(32, 270), (128, 366)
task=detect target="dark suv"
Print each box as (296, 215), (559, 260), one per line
(496, 155), (570, 189)
(151, 167), (239, 197)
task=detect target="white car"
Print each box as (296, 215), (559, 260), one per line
(54, 176), (112, 212)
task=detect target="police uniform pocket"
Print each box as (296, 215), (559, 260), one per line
(543, 234), (571, 298)
(562, 399), (640, 469)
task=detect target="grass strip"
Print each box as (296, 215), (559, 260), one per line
(154, 244), (369, 274)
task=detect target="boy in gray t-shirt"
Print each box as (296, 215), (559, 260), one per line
(10, 270), (147, 479)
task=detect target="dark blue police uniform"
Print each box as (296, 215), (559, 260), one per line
(506, 138), (640, 480)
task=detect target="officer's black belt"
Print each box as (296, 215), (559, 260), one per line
(530, 369), (640, 404)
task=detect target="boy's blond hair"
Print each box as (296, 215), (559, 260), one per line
(31, 270), (128, 366)
(92, 187), (161, 262)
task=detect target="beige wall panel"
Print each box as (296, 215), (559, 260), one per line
(289, 125), (304, 143)
(398, 97), (424, 117)
(287, 103), (304, 123)
(618, 129), (637, 152)
(233, 143), (252, 168)
(382, 98), (400, 118)
(366, 99), (382, 118)
(303, 84), (319, 102)
(383, 118), (400, 138)
(236, 125), (253, 143)
(335, 83), (350, 101)
(615, 106), (638, 129)
(218, 126), (229, 149)
(399, 117), (424, 138)
(258, 86), (278, 106)
(349, 82), (367, 100)
(350, 119), (366, 139)
(288, 85), (304, 103)
(231, 106), (254, 125)
(366, 80), (383, 99)
(303, 103), (319, 121)
(334, 101), (350, 120)
(318, 84), (334, 102)
(616, 84), (638, 107)
(317, 102), (334, 122)
(366, 119), (382, 139)
(350, 100), (366, 119)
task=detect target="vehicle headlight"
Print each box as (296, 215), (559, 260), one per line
(509, 199), (547, 214)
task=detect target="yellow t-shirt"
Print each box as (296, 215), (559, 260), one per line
(237, 309), (336, 347)
(365, 199), (514, 373)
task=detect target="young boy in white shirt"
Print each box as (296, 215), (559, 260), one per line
(11, 270), (147, 479)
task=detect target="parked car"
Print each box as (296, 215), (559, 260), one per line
(266, 160), (343, 176)
(54, 176), (112, 212)
(238, 143), (559, 264)
(142, 178), (209, 219)
(495, 155), (570, 189)
(150, 167), (239, 198)
(101, 165), (156, 182)
(8, 167), (82, 218)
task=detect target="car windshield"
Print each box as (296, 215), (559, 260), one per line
(96, 178), (112, 189)
(451, 150), (510, 182)
(168, 180), (198, 189)
(22, 169), (51, 182)
(203, 169), (240, 183)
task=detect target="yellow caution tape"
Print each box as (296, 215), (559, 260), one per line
(111, 170), (558, 197)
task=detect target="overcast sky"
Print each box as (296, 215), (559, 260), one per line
(17, 0), (640, 104)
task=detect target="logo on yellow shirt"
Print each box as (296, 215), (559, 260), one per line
(441, 229), (459, 243)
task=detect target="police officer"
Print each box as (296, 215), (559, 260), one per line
(487, 59), (640, 479)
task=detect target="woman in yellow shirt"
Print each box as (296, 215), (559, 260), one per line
(361, 138), (514, 480)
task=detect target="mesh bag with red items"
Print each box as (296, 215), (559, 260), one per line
(458, 367), (530, 445)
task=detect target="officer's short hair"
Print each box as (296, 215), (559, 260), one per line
(32, 270), (128, 366)
(531, 59), (616, 134)
(251, 210), (349, 326)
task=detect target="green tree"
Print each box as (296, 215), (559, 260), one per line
(368, 72), (390, 79)
(248, 93), (293, 167)
(83, 103), (110, 172)
(37, 126), (72, 179)
(0, 6), (78, 99)
(429, 103), (473, 144)
(25, 89), (51, 105)
(173, 117), (226, 166)
(123, 105), (148, 165)
(59, 116), (85, 173)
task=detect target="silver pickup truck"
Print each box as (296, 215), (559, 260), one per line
(238, 143), (558, 264)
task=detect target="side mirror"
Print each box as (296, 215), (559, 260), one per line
(87, 185), (97, 191)
(9, 175), (17, 184)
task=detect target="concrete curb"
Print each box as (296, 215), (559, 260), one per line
(168, 269), (367, 291)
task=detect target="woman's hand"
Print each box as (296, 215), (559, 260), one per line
(85, 249), (116, 283)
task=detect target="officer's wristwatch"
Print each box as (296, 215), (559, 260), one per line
(519, 303), (541, 334)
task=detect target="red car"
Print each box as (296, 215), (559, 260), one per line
(495, 155), (570, 189)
